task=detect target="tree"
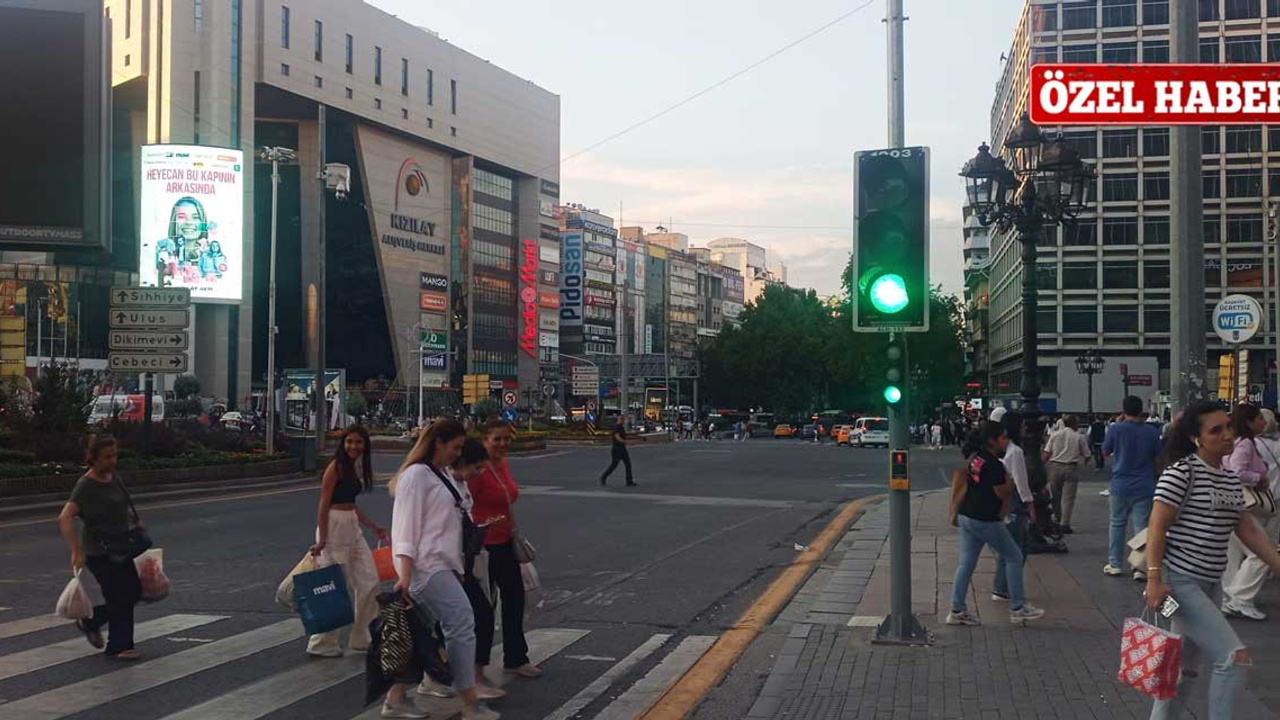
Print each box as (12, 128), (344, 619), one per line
(344, 389), (368, 422)
(471, 397), (500, 421)
(22, 362), (94, 460)
(174, 374), (201, 400)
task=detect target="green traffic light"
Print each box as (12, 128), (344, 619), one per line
(884, 385), (902, 404)
(869, 273), (909, 314)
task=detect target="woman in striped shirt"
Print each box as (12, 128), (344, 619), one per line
(1144, 401), (1280, 720)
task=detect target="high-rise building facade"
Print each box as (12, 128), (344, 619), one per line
(707, 237), (786, 305)
(667, 250), (699, 361)
(558, 205), (617, 357)
(986, 0), (1280, 412)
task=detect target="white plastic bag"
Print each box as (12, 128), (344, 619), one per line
(276, 552), (318, 611)
(521, 562), (544, 612)
(135, 549), (170, 603)
(56, 569), (93, 620)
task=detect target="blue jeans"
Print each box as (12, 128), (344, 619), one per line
(993, 510), (1029, 600)
(951, 514), (1027, 612)
(411, 570), (477, 692)
(1150, 567), (1248, 720)
(1109, 493), (1154, 568)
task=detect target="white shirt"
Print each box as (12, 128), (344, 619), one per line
(1256, 435), (1280, 489)
(1044, 427), (1090, 464)
(391, 464), (471, 585)
(1002, 442), (1033, 503)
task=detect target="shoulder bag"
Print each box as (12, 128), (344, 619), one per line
(426, 464), (487, 568)
(1127, 458), (1197, 570)
(96, 476), (153, 562)
(490, 462), (536, 563)
(1244, 439), (1278, 518)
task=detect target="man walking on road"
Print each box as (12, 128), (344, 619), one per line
(1102, 396), (1162, 580)
(600, 420), (636, 487)
(1089, 415), (1107, 471)
(1043, 415), (1090, 534)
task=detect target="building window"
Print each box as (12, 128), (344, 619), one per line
(1062, 306), (1098, 333)
(1032, 46), (1058, 64)
(1144, 0), (1170, 24)
(474, 170), (514, 201)
(1226, 214), (1264, 242)
(1102, 41), (1138, 63)
(1103, 173), (1139, 202)
(1062, 130), (1097, 159)
(1104, 307), (1140, 333)
(1104, 217), (1140, 245)
(1103, 0), (1139, 26)
(126, 0), (132, 38)
(1203, 127), (1222, 155)
(451, 126), (458, 137)
(474, 203), (514, 235)
(1103, 130), (1139, 158)
(314, 75), (322, 88)
(1062, 1), (1097, 29)
(281, 63), (290, 76)
(1201, 37), (1220, 63)
(1203, 170), (1221, 198)
(194, 0), (204, 32)
(1064, 221), (1099, 246)
(1037, 309), (1059, 334)
(1063, 263), (1098, 289)
(1226, 169), (1262, 197)
(401, 58), (409, 96)
(1104, 261), (1140, 288)
(1144, 172), (1170, 201)
(1206, 261), (1222, 287)
(280, 5), (289, 48)
(1225, 0), (1261, 19)
(1201, 0), (1221, 20)
(1143, 39), (1170, 62)
(193, 71), (201, 143)
(1145, 307), (1170, 333)
(1145, 260), (1170, 288)
(374, 98), (382, 109)
(1062, 44), (1097, 63)
(345, 87), (353, 99)
(1227, 258), (1265, 286)
(427, 69), (434, 106)
(1271, 0), (1280, 16)
(1037, 263), (1059, 289)
(1032, 4), (1058, 31)
(450, 79), (458, 114)
(1144, 216), (1170, 244)
(345, 34), (353, 73)
(401, 108), (408, 119)
(1225, 36), (1262, 63)
(1205, 215), (1222, 243)
(314, 20), (322, 62)
(374, 46), (382, 85)
(427, 117), (434, 129)
(1225, 127), (1263, 154)
(1143, 128), (1170, 157)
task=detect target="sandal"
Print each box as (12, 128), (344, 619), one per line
(75, 620), (104, 649)
(108, 649), (139, 661)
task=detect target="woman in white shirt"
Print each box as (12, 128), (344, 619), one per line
(993, 411), (1036, 603)
(383, 420), (499, 720)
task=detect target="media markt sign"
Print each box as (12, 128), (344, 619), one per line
(1213, 294), (1264, 344)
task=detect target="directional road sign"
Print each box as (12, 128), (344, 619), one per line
(108, 353), (189, 373)
(110, 287), (191, 307)
(503, 390), (518, 407)
(109, 330), (190, 351)
(501, 408), (518, 423)
(109, 309), (190, 329)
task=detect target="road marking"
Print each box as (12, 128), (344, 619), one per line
(158, 654), (364, 720)
(639, 495), (884, 720)
(563, 654), (618, 662)
(0, 618), (303, 720)
(835, 482), (884, 489)
(594, 635), (717, 720)
(0, 613), (228, 681)
(517, 488), (793, 509)
(509, 451), (569, 460)
(0, 613), (65, 641)
(543, 634), (671, 720)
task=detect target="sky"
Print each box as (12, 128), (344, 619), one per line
(371, 0), (1024, 297)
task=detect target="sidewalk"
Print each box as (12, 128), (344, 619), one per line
(747, 473), (1280, 720)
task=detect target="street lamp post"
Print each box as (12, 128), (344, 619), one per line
(961, 112), (1094, 477)
(1075, 348), (1106, 418)
(259, 146), (297, 456)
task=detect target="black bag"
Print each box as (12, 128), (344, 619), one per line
(427, 464), (487, 566)
(96, 477), (153, 562)
(364, 592), (453, 707)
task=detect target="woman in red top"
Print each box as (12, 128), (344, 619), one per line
(467, 419), (541, 679)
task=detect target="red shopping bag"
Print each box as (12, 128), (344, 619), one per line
(1117, 615), (1183, 700)
(372, 542), (397, 582)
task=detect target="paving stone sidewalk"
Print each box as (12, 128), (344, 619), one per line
(750, 474), (1280, 720)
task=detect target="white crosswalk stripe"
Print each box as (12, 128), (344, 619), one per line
(591, 635), (717, 720)
(0, 613), (67, 641)
(159, 653), (365, 720)
(543, 633), (672, 720)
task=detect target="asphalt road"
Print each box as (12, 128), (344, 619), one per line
(0, 438), (962, 720)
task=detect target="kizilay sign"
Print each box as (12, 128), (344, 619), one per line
(518, 239), (539, 358)
(383, 212), (445, 255)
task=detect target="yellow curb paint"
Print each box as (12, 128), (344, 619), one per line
(640, 493), (885, 720)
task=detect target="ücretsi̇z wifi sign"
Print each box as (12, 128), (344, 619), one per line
(1030, 64), (1280, 125)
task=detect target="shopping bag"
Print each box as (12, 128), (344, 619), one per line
(135, 548), (170, 603)
(292, 563), (354, 635)
(371, 542), (397, 583)
(56, 569), (92, 620)
(275, 553), (318, 611)
(521, 562), (544, 612)
(1117, 614), (1183, 700)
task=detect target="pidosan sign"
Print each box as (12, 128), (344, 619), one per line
(1213, 294), (1264, 344)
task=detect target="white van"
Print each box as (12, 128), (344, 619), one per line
(88, 394), (165, 426)
(853, 416), (890, 448)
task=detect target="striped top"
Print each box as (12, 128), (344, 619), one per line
(1154, 455), (1244, 582)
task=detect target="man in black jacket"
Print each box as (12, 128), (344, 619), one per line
(1088, 416), (1107, 471)
(601, 420), (637, 487)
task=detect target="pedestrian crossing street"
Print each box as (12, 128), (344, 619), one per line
(0, 611), (716, 719)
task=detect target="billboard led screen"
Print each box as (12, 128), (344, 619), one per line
(138, 145), (245, 302)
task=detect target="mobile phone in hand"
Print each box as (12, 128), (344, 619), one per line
(1160, 596), (1180, 618)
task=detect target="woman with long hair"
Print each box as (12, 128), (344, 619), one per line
(385, 420), (500, 720)
(306, 425), (386, 658)
(1221, 404), (1273, 620)
(992, 411), (1036, 604)
(947, 421), (1045, 627)
(1144, 401), (1280, 719)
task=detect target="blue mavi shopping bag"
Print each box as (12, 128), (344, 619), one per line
(292, 563), (354, 635)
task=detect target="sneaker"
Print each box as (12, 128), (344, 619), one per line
(464, 704), (501, 720)
(475, 683), (507, 701)
(382, 697), (429, 719)
(1103, 564), (1124, 576)
(1133, 570), (1147, 582)
(1009, 604), (1046, 625)
(306, 647), (343, 658)
(1060, 525), (1074, 535)
(945, 610), (981, 626)
(991, 592), (1010, 602)
(507, 663), (543, 678)
(1222, 601), (1242, 618)
(1099, 488), (1111, 496)
(1226, 601), (1267, 621)
(417, 679), (456, 698)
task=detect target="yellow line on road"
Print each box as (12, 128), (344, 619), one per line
(639, 493), (884, 720)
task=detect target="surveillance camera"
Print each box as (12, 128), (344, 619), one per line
(322, 163), (352, 201)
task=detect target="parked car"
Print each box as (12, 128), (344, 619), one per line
(835, 425), (852, 446)
(853, 416), (890, 448)
(800, 424), (818, 440)
(88, 393), (165, 426)
(773, 424), (796, 439)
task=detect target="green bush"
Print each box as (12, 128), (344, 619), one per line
(173, 374), (201, 400)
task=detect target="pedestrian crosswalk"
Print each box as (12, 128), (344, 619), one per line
(0, 611), (718, 719)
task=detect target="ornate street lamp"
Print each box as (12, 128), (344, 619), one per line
(1074, 348), (1106, 419)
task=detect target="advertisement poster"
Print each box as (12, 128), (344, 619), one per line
(283, 369), (346, 434)
(138, 145), (244, 302)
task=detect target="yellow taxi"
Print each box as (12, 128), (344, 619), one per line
(773, 424), (796, 439)
(835, 425), (853, 446)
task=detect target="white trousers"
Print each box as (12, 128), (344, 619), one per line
(306, 509), (380, 653)
(1222, 512), (1280, 610)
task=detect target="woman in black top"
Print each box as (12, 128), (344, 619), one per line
(58, 435), (142, 659)
(946, 421), (1046, 627)
(306, 425), (387, 657)
(600, 419), (636, 487)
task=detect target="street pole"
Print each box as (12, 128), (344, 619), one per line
(1087, 372), (1095, 418)
(315, 104), (328, 456)
(1170, 0), (1206, 408)
(142, 372), (153, 457)
(418, 337), (425, 427)
(265, 151), (283, 456)
(620, 278), (629, 425)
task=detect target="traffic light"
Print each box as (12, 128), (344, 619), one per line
(883, 338), (904, 406)
(853, 147), (930, 332)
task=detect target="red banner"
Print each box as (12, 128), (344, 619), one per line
(420, 291), (447, 312)
(1029, 64), (1280, 125)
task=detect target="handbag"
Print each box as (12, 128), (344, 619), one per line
(1128, 458), (1198, 570)
(371, 541), (397, 582)
(1117, 611), (1183, 700)
(292, 563), (354, 635)
(490, 462), (536, 563)
(96, 476), (153, 562)
(1245, 438), (1278, 518)
(427, 464), (488, 567)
